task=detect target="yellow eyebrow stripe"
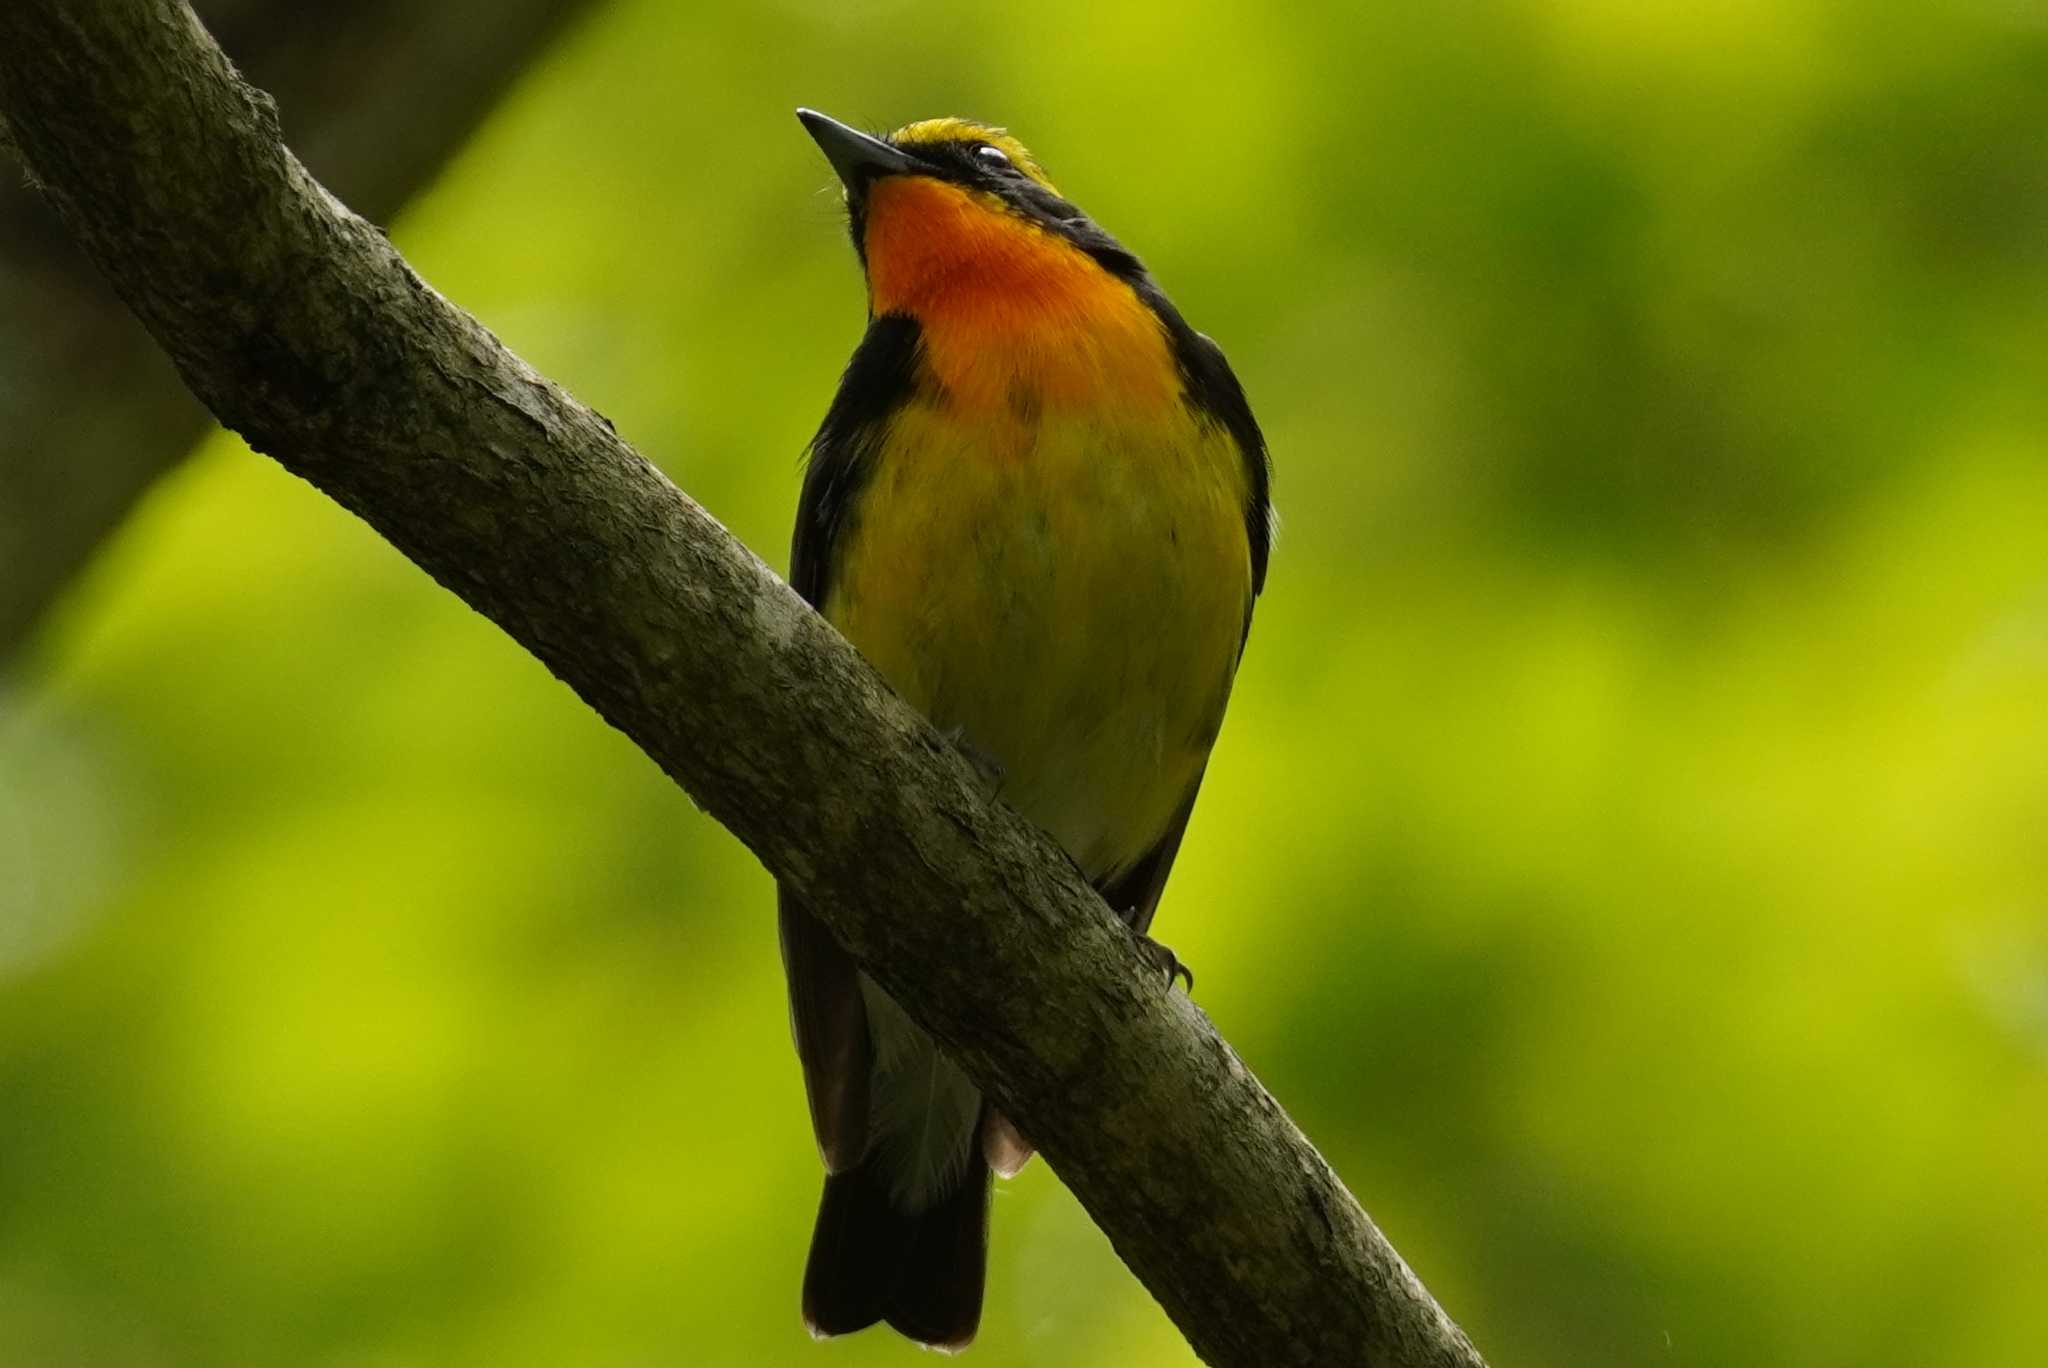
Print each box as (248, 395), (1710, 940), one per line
(888, 117), (1060, 193)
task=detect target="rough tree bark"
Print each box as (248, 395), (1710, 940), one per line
(0, 4), (1490, 1366)
(0, 0), (595, 663)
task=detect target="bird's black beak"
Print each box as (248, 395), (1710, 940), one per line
(798, 109), (918, 198)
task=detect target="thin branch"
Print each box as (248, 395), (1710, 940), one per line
(0, 4), (1487, 1365)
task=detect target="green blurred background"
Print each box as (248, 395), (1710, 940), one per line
(5, 1), (2047, 1363)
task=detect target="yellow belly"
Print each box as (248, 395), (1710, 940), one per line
(825, 395), (1252, 881)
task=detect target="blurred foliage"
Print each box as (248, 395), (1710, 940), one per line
(5, 0), (2047, 1364)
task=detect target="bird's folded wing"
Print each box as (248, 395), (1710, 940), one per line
(778, 888), (871, 1171)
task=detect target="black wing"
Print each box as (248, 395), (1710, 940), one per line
(1137, 282), (1273, 598)
(1098, 296), (1271, 934)
(1097, 763), (1207, 936)
(781, 313), (922, 1169)
(789, 313), (923, 602)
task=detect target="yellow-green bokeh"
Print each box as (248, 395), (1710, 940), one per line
(5, 1), (2046, 1364)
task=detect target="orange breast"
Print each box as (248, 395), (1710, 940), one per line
(862, 177), (1178, 414)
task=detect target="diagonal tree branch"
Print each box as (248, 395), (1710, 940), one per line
(0, 0), (596, 664)
(0, 4), (1488, 1365)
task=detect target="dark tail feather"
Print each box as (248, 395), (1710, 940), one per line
(884, 1153), (990, 1349)
(802, 1156), (904, 1339)
(802, 1152), (991, 1350)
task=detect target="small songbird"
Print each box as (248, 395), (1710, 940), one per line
(782, 109), (1272, 1350)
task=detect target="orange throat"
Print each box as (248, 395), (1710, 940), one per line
(862, 176), (1177, 413)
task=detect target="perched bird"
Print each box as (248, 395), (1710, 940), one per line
(783, 109), (1272, 1350)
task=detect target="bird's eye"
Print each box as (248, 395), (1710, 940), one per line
(974, 144), (1012, 170)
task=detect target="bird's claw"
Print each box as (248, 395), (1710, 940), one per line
(1134, 931), (1194, 994)
(939, 724), (1006, 794)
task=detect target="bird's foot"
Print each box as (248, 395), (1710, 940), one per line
(939, 723), (1006, 794)
(1133, 929), (1194, 994)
